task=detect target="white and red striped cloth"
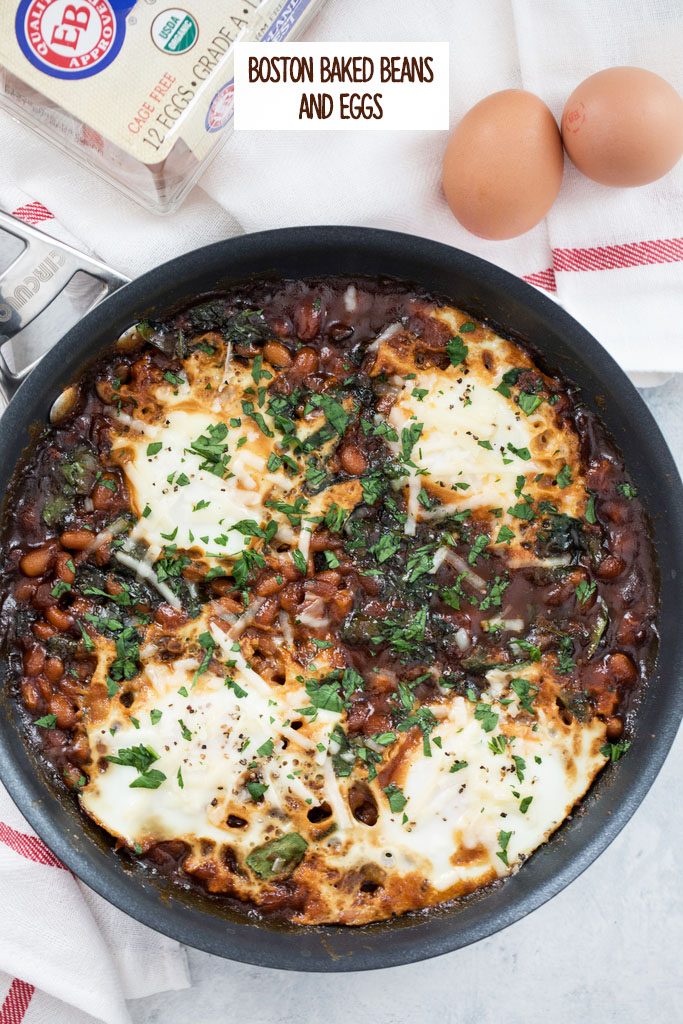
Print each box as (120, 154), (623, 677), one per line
(0, 1), (681, 1021)
(0, 776), (188, 1024)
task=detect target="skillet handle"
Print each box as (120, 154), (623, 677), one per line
(0, 210), (130, 413)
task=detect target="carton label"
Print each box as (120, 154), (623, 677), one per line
(15, 0), (133, 80)
(2, 0), (315, 163)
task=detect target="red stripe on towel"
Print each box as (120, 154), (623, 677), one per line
(0, 979), (35, 1024)
(0, 822), (64, 869)
(10, 202), (54, 226)
(522, 267), (557, 291)
(552, 237), (683, 273)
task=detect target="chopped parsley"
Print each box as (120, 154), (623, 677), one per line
(507, 443), (532, 462)
(468, 533), (489, 565)
(106, 744), (166, 789)
(189, 422), (230, 476)
(575, 579), (597, 605)
(401, 421), (423, 462)
(291, 549), (308, 574)
(556, 464), (572, 489)
(371, 533), (401, 564)
(601, 740), (631, 762)
(518, 392), (542, 416)
(383, 783), (408, 814)
(246, 781), (268, 801)
(34, 714), (57, 729)
(510, 677), (538, 715)
(446, 335), (468, 367)
(474, 701), (498, 733)
(496, 829), (513, 866)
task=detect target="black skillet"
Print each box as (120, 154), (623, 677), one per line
(0, 225), (681, 972)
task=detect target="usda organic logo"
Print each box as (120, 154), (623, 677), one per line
(151, 8), (198, 54)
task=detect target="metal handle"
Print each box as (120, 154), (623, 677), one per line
(0, 210), (130, 413)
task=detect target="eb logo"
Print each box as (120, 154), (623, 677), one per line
(16, 0), (133, 79)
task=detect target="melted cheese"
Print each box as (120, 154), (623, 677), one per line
(76, 302), (608, 925)
(387, 365), (542, 511)
(81, 635), (606, 922)
(82, 652), (340, 849)
(373, 325), (586, 562)
(112, 408), (293, 559)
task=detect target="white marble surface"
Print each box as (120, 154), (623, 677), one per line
(129, 378), (683, 1024)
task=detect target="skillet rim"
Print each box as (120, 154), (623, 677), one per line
(0, 225), (681, 972)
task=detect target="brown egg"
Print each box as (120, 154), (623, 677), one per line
(442, 90), (564, 240)
(562, 67), (683, 186)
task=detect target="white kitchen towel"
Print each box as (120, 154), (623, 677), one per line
(0, 780), (189, 1024)
(0, 2), (681, 1022)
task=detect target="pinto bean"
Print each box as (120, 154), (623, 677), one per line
(215, 595), (244, 615)
(49, 692), (77, 730)
(601, 501), (629, 525)
(182, 563), (206, 583)
(597, 554), (625, 580)
(292, 346), (319, 375)
(44, 657), (64, 683)
(95, 377), (118, 404)
(604, 651), (638, 685)
(270, 316), (292, 338)
(339, 444), (368, 476)
(330, 590), (354, 620)
(20, 545), (54, 577)
(279, 582), (303, 612)
(254, 572), (285, 597)
(55, 551), (76, 583)
(358, 573), (381, 596)
(595, 690), (619, 717)
(327, 322), (354, 342)
(314, 570), (341, 587)
(24, 645), (46, 677)
(21, 678), (41, 712)
(295, 300), (322, 341)
(91, 478), (118, 511)
(36, 675), (52, 701)
(59, 674), (81, 699)
(94, 543), (111, 566)
(154, 604), (188, 630)
(254, 597), (280, 627)
(32, 621), (56, 642)
(277, 557), (302, 583)
(69, 735), (91, 764)
(263, 340), (293, 368)
(15, 579), (37, 602)
(310, 530), (338, 552)
(616, 611), (646, 646)
(306, 578), (337, 600)
(60, 529), (94, 550)
(46, 605), (75, 631)
(208, 579), (238, 599)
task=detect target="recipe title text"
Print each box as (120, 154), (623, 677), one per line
(234, 43), (449, 131)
